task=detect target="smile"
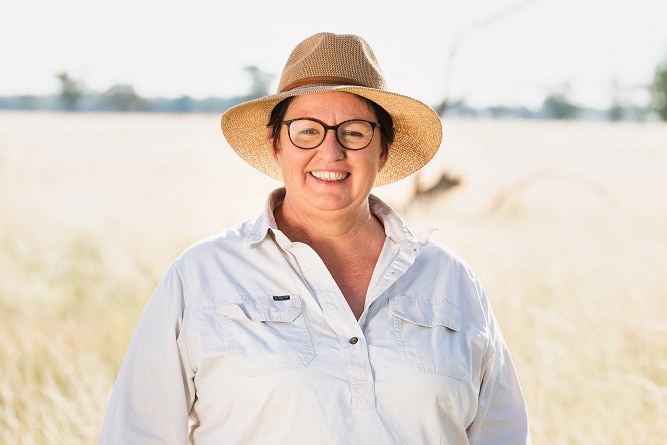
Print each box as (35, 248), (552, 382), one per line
(310, 171), (349, 181)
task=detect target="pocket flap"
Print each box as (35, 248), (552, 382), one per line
(389, 295), (461, 331)
(218, 295), (302, 323)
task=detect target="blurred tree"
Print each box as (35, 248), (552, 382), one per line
(172, 95), (192, 113)
(56, 72), (84, 111)
(104, 84), (144, 111)
(244, 66), (274, 99)
(651, 61), (667, 121)
(607, 102), (624, 121)
(541, 87), (579, 120)
(608, 77), (624, 121)
(435, 0), (537, 116)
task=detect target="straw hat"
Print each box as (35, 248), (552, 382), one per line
(220, 32), (443, 187)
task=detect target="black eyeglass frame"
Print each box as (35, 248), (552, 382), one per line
(279, 117), (381, 150)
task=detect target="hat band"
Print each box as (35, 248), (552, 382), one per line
(279, 76), (367, 93)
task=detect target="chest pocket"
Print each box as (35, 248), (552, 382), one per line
(217, 295), (315, 376)
(389, 295), (469, 380)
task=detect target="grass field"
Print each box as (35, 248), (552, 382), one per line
(1, 111), (666, 444)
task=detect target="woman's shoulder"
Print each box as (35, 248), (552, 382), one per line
(174, 218), (260, 265)
(420, 238), (475, 274)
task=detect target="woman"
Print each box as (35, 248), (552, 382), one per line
(99, 32), (530, 444)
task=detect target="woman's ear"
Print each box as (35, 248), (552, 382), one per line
(378, 144), (390, 171)
(268, 127), (281, 165)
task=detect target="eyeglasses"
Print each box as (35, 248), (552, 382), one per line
(279, 118), (380, 150)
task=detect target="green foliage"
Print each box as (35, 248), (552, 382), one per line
(243, 65), (274, 99)
(55, 72), (84, 111)
(103, 84), (145, 111)
(541, 91), (579, 120)
(651, 61), (667, 121)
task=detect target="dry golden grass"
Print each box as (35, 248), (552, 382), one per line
(1, 111), (665, 444)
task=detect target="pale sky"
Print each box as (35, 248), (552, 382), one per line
(1, 0), (666, 108)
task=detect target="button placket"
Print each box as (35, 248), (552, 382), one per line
(290, 243), (376, 410)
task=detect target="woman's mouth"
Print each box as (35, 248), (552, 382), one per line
(310, 171), (349, 181)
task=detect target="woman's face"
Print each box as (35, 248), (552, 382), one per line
(270, 91), (388, 216)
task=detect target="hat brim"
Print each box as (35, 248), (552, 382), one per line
(220, 84), (443, 187)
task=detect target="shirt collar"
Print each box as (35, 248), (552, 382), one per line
(368, 194), (433, 248)
(243, 188), (285, 248)
(243, 188), (435, 250)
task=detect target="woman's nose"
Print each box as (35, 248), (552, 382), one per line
(316, 130), (345, 160)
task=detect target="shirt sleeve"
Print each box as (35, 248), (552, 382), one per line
(467, 291), (531, 445)
(98, 262), (195, 444)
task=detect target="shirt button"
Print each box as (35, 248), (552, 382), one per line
(349, 337), (359, 345)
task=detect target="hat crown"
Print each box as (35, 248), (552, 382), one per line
(277, 33), (386, 93)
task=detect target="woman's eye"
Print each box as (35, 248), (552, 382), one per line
(342, 130), (363, 139)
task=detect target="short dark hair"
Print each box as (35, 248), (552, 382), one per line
(267, 95), (394, 156)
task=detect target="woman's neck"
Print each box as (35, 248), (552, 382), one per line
(274, 194), (383, 248)
(274, 192), (387, 320)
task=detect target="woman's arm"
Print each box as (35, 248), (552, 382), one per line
(98, 264), (194, 444)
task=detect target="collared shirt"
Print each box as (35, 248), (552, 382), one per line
(99, 188), (530, 445)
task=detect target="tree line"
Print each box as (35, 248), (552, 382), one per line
(2, 63), (667, 121)
(0, 66), (273, 114)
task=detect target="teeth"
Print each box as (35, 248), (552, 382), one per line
(311, 171), (348, 181)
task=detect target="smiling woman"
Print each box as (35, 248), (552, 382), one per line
(97, 32), (530, 445)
